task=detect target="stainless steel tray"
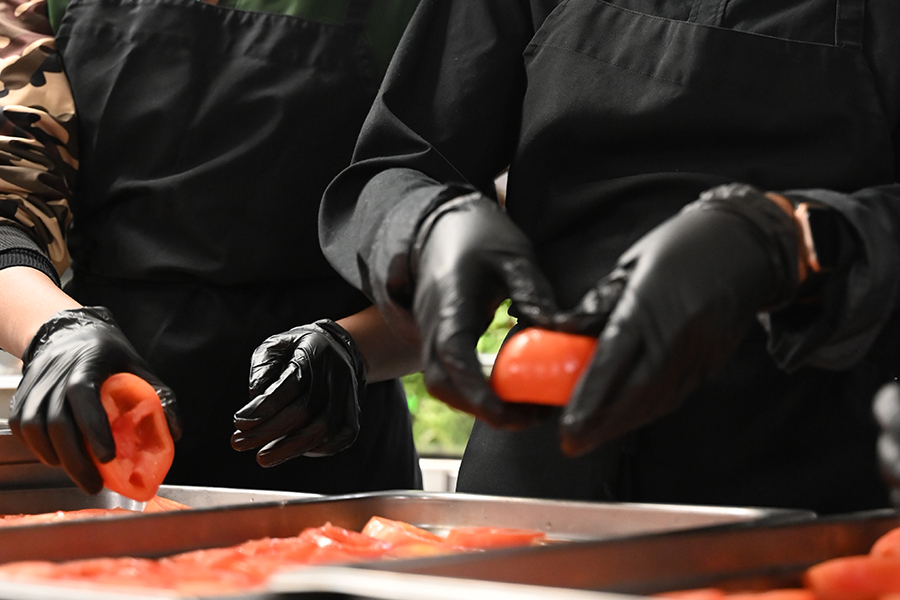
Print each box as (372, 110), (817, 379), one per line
(0, 490), (810, 563)
(0, 419), (319, 509)
(0, 484), (318, 514)
(0, 426), (72, 489)
(264, 508), (900, 600)
(0, 490), (812, 599)
(0, 568), (646, 600)
(342, 507), (900, 595)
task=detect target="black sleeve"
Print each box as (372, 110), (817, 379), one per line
(0, 224), (61, 285)
(319, 0), (556, 335)
(765, 186), (900, 372)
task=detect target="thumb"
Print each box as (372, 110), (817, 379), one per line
(559, 317), (645, 456)
(552, 267), (630, 336)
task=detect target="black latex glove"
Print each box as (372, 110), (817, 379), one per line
(874, 382), (900, 506)
(231, 319), (365, 466)
(9, 307), (181, 494)
(411, 193), (558, 428)
(554, 183), (801, 456)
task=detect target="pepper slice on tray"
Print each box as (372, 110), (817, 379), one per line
(362, 516), (453, 558)
(443, 526), (546, 550)
(362, 516), (445, 546)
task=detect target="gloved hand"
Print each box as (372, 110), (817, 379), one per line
(411, 193), (558, 428)
(874, 382), (900, 506)
(231, 319), (365, 466)
(9, 307), (180, 494)
(553, 183), (802, 456)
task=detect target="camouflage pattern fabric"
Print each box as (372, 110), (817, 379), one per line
(0, 0), (76, 277)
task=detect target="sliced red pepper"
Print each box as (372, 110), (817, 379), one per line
(90, 373), (175, 502)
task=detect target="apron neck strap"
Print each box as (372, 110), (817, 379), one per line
(835, 0), (866, 48)
(344, 0), (373, 29)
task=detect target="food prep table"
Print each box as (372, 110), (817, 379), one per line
(0, 485), (813, 600)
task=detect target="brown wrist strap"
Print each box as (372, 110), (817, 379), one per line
(793, 202), (825, 274)
(765, 193), (811, 284)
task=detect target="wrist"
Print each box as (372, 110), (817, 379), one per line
(766, 193), (844, 288)
(314, 319), (368, 390)
(765, 193), (811, 284)
(697, 184), (803, 308)
(22, 307), (118, 365)
(336, 307), (421, 382)
(0, 266), (81, 358)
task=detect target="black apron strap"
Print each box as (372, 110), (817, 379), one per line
(689, 0), (865, 40)
(835, 0), (866, 48)
(344, 0), (373, 29)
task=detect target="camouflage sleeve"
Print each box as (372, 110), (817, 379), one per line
(0, 0), (76, 281)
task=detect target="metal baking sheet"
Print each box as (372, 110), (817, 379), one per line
(0, 490), (809, 564)
(269, 568), (647, 600)
(0, 425), (73, 489)
(0, 491), (813, 599)
(0, 422), (34, 464)
(0, 419), (318, 511)
(0, 423), (324, 499)
(0, 568), (647, 600)
(343, 507), (900, 595)
(0, 484), (318, 515)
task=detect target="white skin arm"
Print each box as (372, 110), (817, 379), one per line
(0, 266), (81, 358)
(336, 304), (422, 383)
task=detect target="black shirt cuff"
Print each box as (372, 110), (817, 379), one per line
(0, 225), (61, 287)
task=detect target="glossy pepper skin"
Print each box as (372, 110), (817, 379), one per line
(232, 319), (366, 466)
(9, 307), (180, 494)
(491, 328), (598, 406)
(552, 184), (802, 456)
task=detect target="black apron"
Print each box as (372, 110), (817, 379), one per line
(54, 0), (421, 493)
(459, 0), (894, 513)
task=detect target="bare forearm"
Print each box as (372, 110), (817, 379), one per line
(0, 266), (80, 357)
(337, 305), (421, 383)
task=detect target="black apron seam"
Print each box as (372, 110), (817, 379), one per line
(583, 0), (847, 49)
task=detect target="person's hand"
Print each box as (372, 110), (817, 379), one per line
(411, 193), (558, 428)
(874, 382), (900, 506)
(553, 183), (802, 456)
(231, 320), (365, 466)
(9, 307), (180, 494)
